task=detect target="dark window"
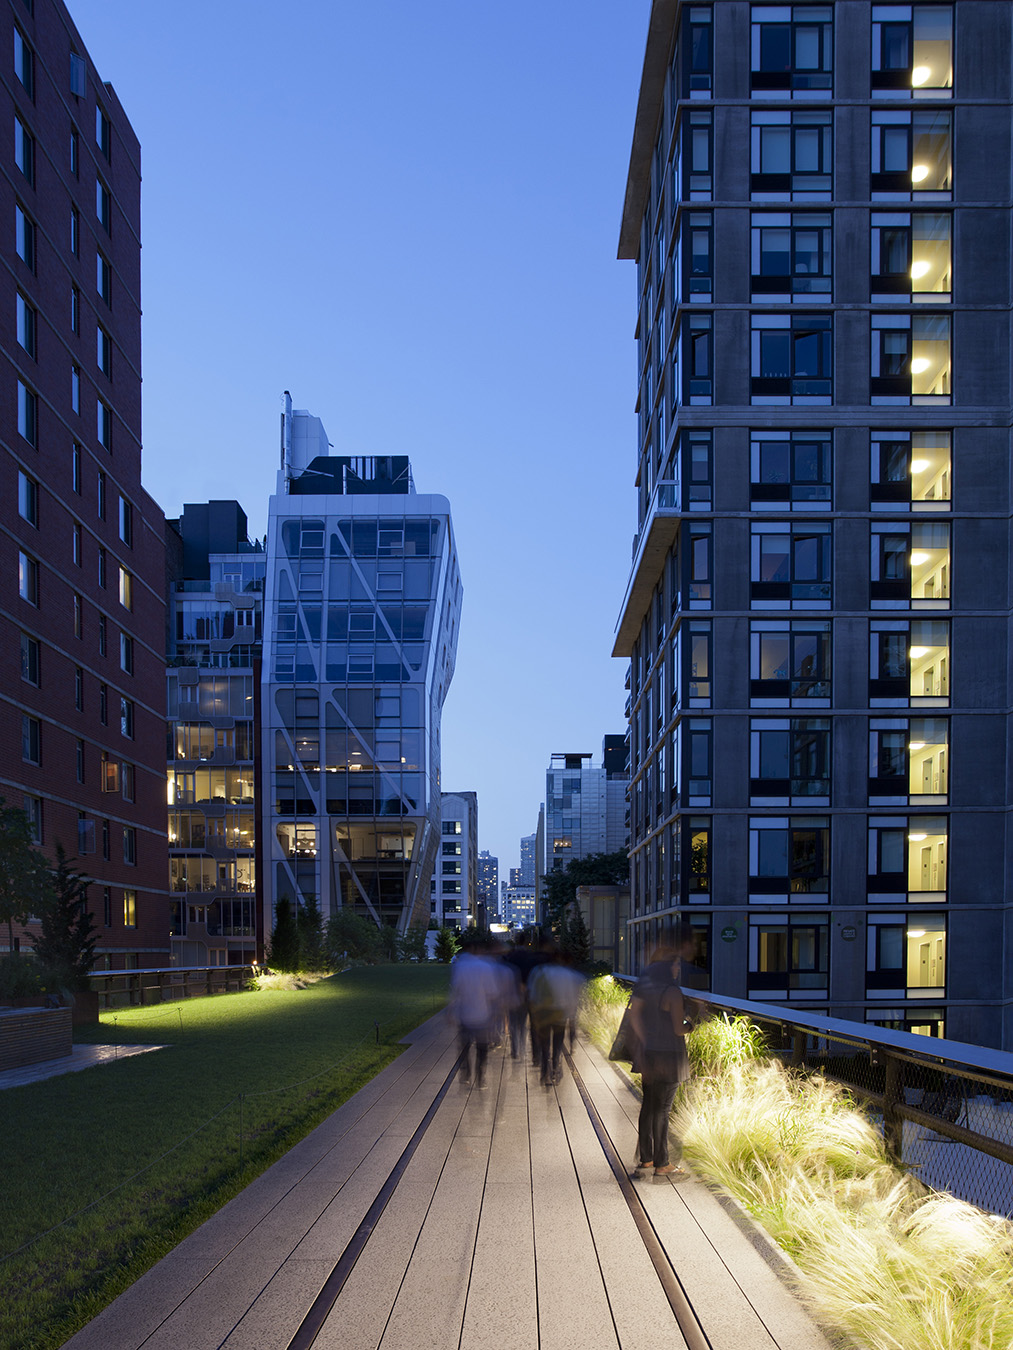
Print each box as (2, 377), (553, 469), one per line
(751, 623), (832, 700)
(16, 203), (35, 269)
(14, 117), (34, 184)
(14, 28), (33, 98)
(751, 524), (832, 601)
(752, 213), (832, 296)
(752, 316), (832, 400)
(751, 7), (833, 92)
(20, 632), (39, 684)
(751, 112), (832, 194)
(751, 719), (830, 797)
(751, 431), (831, 505)
(751, 820), (830, 894)
(750, 915), (829, 991)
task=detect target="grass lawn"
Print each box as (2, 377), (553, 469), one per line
(0, 964), (449, 1350)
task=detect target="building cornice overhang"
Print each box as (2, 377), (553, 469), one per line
(618, 0), (679, 261)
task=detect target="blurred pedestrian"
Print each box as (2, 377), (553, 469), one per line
(628, 937), (689, 1178)
(450, 935), (508, 1089)
(529, 948), (585, 1086)
(503, 930), (548, 1061)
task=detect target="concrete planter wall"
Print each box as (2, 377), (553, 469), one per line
(0, 1006), (72, 1071)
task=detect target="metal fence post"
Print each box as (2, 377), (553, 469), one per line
(883, 1053), (904, 1164)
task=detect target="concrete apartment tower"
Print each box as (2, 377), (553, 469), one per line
(615, 0), (1013, 1047)
(432, 791), (477, 930)
(261, 397), (462, 938)
(166, 502), (265, 967)
(476, 848), (498, 921)
(544, 741), (629, 876)
(1, 0), (168, 966)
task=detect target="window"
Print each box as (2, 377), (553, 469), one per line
(442, 842), (462, 856)
(23, 794), (41, 843)
(70, 52), (86, 96)
(20, 632), (39, 684)
(16, 292), (35, 356)
(18, 550), (38, 604)
(98, 326), (112, 377)
(442, 820), (462, 835)
(120, 696), (134, 738)
(96, 252), (111, 305)
(121, 761), (135, 801)
(14, 116), (33, 184)
(71, 364), (81, 413)
(17, 379), (36, 444)
(871, 521), (950, 605)
(97, 546), (107, 588)
(751, 430), (831, 507)
(98, 682), (107, 724)
(677, 109), (713, 200)
(751, 315), (832, 402)
(871, 213), (951, 298)
(98, 614), (106, 655)
(680, 5), (713, 96)
(751, 5), (832, 93)
(123, 889), (136, 927)
(870, 619), (949, 702)
(750, 718), (830, 799)
(442, 861), (462, 875)
(120, 631), (133, 674)
(21, 713), (40, 763)
(868, 815), (947, 897)
(871, 431), (950, 506)
(96, 178), (111, 233)
(682, 313), (712, 403)
(871, 110), (951, 195)
(871, 314), (950, 402)
(97, 469), (106, 518)
(872, 5), (952, 95)
(749, 817), (830, 896)
(74, 593), (83, 638)
(679, 211), (713, 301)
(70, 206), (79, 256)
(76, 739), (85, 783)
(751, 110), (832, 196)
(751, 212), (832, 296)
(686, 521), (712, 607)
(870, 717), (948, 798)
(14, 28), (33, 98)
(18, 470), (38, 525)
(867, 916), (946, 996)
(123, 827), (136, 866)
(96, 105), (111, 159)
(101, 818), (110, 860)
(751, 522), (832, 603)
(74, 665), (83, 710)
(98, 399), (112, 448)
(70, 126), (79, 175)
(72, 522), (82, 566)
(16, 203), (34, 268)
(72, 443), (82, 493)
(118, 566), (133, 610)
(750, 914), (829, 995)
(751, 621), (831, 702)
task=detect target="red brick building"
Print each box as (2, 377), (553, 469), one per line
(0, 0), (168, 967)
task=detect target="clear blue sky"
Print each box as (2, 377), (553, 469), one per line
(70, 0), (649, 882)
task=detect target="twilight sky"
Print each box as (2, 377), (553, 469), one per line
(70, 0), (649, 883)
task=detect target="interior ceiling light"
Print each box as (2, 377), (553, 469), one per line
(910, 458), (930, 473)
(910, 260), (931, 279)
(910, 551), (930, 565)
(909, 740), (927, 750)
(908, 928), (927, 938)
(910, 357), (931, 374)
(908, 832), (928, 841)
(909, 646), (929, 658)
(911, 65), (931, 86)
(911, 164), (930, 182)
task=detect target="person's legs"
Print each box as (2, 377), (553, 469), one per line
(649, 1077), (679, 1168)
(550, 1021), (565, 1081)
(475, 1032), (490, 1087)
(637, 1077), (658, 1168)
(509, 1006), (525, 1058)
(459, 1024), (474, 1083)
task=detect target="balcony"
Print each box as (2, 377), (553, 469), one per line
(613, 481), (680, 658)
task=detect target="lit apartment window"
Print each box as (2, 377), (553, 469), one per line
(749, 817), (830, 897)
(751, 212), (832, 298)
(751, 430), (831, 507)
(749, 914), (829, 995)
(750, 718), (830, 799)
(14, 115), (33, 184)
(868, 815), (947, 897)
(71, 364), (81, 413)
(118, 566), (133, 611)
(18, 550), (38, 604)
(871, 213), (951, 298)
(17, 379), (36, 444)
(870, 619), (949, 702)
(18, 470), (37, 525)
(872, 5), (952, 94)
(96, 105), (111, 159)
(14, 28), (34, 98)
(871, 430), (950, 506)
(751, 314), (832, 403)
(871, 521), (950, 605)
(442, 861), (462, 875)
(98, 326), (112, 377)
(123, 889), (136, 927)
(751, 620), (831, 703)
(21, 713), (40, 763)
(16, 292), (35, 356)
(96, 178), (111, 233)
(20, 631), (39, 684)
(98, 399), (112, 448)
(442, 820), (462, 835)
(867, 917), (946, 997)
(871, 314), (950, 403)
(871, 110), (951, 195)
(96, 252), (111, 305)
(751, 522), (832, 604)
(15, 203), (34, 268)
(750, 5), (832, 93)
(751, 110), (832, 196)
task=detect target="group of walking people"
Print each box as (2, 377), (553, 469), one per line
(448, 931), (584, 1089)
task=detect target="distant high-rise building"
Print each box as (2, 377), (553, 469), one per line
(166, 502), (264, 966)
(519, 832), (538, 886)
(261, 397), (461, 937)
(477, 849), (498, 919)
(544, 740), (628, 876)
(503, 884), (536, 930)
(433, 792), (477, 930)
(615, 2), (1013, 1046)
(1, 1), (168, 967)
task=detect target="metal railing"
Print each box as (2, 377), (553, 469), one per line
(617, 980), (1013, 1219)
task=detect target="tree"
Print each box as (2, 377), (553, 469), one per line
(297, 893), (325, 970)
(541, 850), (629, 936)
(0, 798), (54, 953)
(30, 846), (97, 991)
(434, 927), (459, 963)
(560, 902), (591, 967)
(268, 895), (301, 972)
(324, 909), (382, 965)
(396, 925), (427, 963)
